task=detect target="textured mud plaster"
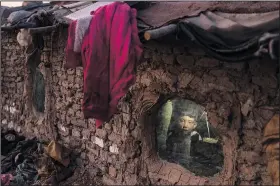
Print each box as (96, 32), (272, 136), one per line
(116, 39), (278, 185)
(1, 31), (279, 185)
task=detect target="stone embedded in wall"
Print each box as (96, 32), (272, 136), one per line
(87, 142), (100, 157)
(8, 121), (14, 129)
(176, 55), (195, 67)
(2, 119), (8, 125)
(71, 119), (87, 128)
(252, 76), (278, 89)
(82, 129), (91, 140)
(72, 128), (81, 138)
(177, 72), (194, 89)
(3, 104), (18, 114)
(173, 46), (185, 55)
(75, 111), (83, 118)
(103, 175), (116, 185)
(109, 144), (119, 154)
(188, 176), (201, 185)
(196, 57), (220, 67)
(159, 164), (172, 177)
(104, 123), (112, 131)
(241, 98), (254, 116)
(96, 129), (108, 139)
(168, 169), (182, 184)
(15, 126), (21, 133)
(140, 72), (152, 87)
(109, 166), (117, 178)
(239, 164), (259, 181)
(100, 150), (109, 162)
(92, 136), (104, 148)
(57, 123), (69, 136)
(180, 173), (191, 183)
(124, 173), (138, 185)
(108, 132), (122, 144)
(162, 54), (174, 65)
(223, 62), (245, 71)
(238, 151), (261, 165)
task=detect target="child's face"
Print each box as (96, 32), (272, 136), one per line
(179, 116), (197, 131)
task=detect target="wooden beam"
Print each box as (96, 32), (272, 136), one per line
(144, 24), (177, 41)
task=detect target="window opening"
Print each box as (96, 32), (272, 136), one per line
(156, 99), (224, 177)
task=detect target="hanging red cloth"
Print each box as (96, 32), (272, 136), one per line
(65, 2), (143, 128)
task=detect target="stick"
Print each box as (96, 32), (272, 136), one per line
(144, 24), (177, 41)
(28, 25), (59, 34)
(1, 26), (14, 31)
(61, 1), (93, 9)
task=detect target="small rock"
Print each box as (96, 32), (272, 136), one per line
(103, 175), (115, 185)
(96, 129), (108, 139)
(82, 129), (90, 140)
(109, 144), (119, 154)
(176, 55), (195, 66)
(108, 133), (122, 144)
(72, 128), (81, 138)
(109, 166), (117, 178)
(224, 62), (245, 71)
(162, 54), (174, 65)
(168, 169), (182, 184)
(241, 98), (254, 116)
(196, 58), (220, 67)
(92, 136), (104, 148)
(177, 72), (194, 89)
(71, 119), (87, 128)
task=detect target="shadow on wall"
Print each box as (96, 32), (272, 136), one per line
(32, 68), (45, 113)
(156, 99), (224, 177)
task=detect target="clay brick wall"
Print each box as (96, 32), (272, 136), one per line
(1, 32), (25, 133)
(1, 31), (278, 185)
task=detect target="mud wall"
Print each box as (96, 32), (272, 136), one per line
(1, 31), (278, 185)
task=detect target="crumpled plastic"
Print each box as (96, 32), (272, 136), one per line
(45, 141), (70, 167)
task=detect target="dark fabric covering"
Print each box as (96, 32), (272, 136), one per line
(176, 11), (279, 62)
(137, 1), (280, 27)
(1, 139), (40, 174)
(1, 131), (25, 156)
(10, 157), (39, 186)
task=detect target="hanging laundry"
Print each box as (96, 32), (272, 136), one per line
(65, 2), (143, 128)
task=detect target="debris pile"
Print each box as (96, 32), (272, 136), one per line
(1, 130), (75, 186)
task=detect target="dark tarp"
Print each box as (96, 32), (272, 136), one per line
(177, 10), (279, 62)
(137, 1), (280, 28)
